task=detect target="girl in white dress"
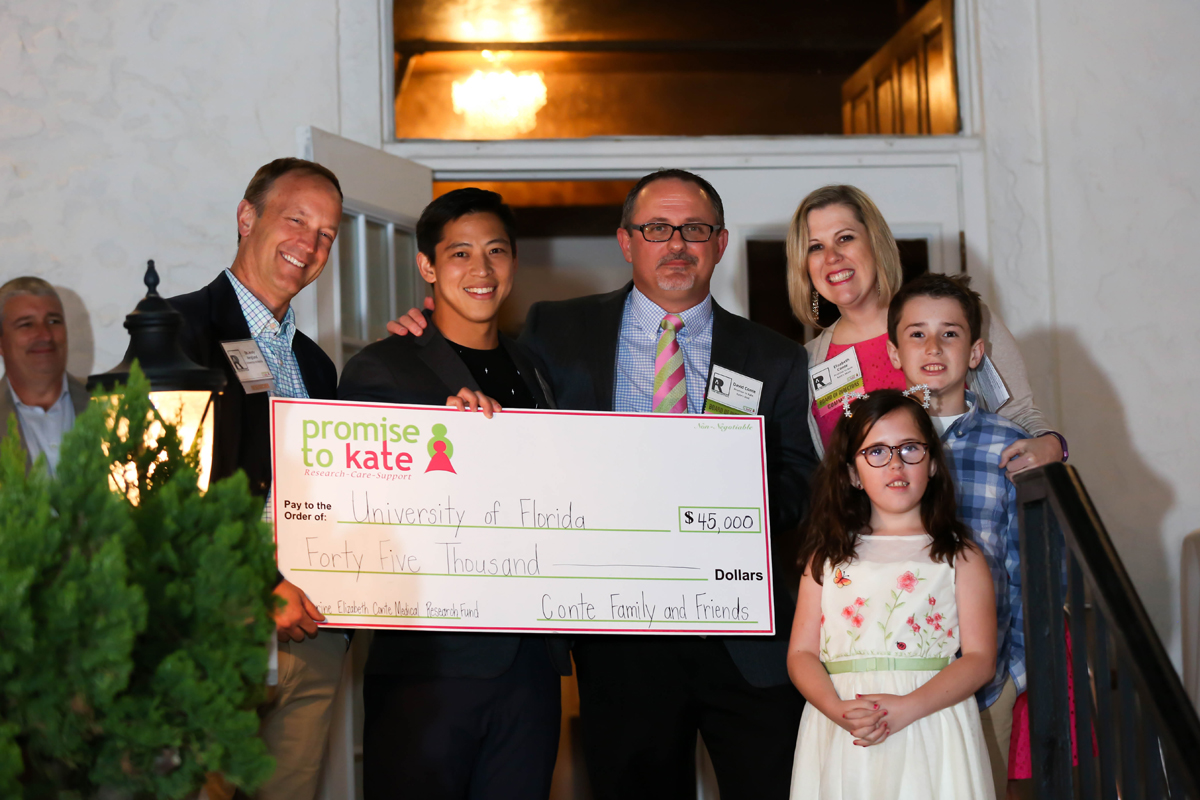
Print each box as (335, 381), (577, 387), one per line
(788, 389), (997, 800)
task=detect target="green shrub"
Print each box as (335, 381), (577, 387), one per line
(0, 364), (277, 798)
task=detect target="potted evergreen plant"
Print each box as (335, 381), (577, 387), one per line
(0, 365), (279, 799)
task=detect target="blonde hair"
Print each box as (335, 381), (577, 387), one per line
(785, 185), (903, 328)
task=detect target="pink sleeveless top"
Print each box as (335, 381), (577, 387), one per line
(813, 333), (907, 448)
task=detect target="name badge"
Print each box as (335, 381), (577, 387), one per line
(971, 354), (1011, 413)
(704, 364), (764, 415)
(809, 348), (864, 411)
(220, 339), (275, 394)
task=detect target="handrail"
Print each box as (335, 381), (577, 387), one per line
(1016, 462), (1200, 799)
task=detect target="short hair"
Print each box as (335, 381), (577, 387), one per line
(786, 185), (903, 328)
(619, 169), (725, 230)
(887, 273), (982, 345)
(416, 188), (519, 263)
(238, 157), (343, 243)
(0, 276), (61, 328)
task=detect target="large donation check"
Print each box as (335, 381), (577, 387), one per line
(271, 398), (777, 635)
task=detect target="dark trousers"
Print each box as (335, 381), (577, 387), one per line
(574, 636), (804, 800)
(363, 638), (561, 800)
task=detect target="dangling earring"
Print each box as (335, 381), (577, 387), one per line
(811, 290), (820, 319)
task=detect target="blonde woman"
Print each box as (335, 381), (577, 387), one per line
(789, 185), (1065, 471)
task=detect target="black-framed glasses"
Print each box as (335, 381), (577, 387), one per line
(857, 442), (929, 468)
(630, 222), (722, 242)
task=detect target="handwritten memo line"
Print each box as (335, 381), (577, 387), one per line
(338, 520), (673, 533)
(290, 568), (709, 582)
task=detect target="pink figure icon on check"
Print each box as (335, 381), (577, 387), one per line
(425, 424), (456, 474)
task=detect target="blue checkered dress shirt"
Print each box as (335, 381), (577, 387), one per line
(224, 269), (309, 522)
(940, 391), (1028, 708)
(613, 288), (713, 415)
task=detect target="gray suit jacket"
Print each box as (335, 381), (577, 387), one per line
(0, 374), (90, 470)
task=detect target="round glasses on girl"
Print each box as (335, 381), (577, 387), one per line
(857, 442), (929, 468)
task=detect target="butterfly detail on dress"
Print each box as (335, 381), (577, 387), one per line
(833, 568), (852, 588)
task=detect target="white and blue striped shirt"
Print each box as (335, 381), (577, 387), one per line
(223, 269), (308, 522)
(613, 288), (713, 415)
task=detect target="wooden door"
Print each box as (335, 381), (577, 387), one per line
(841, 0), (959, 135)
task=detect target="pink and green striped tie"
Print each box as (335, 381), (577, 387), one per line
(653, 313), (688, 413)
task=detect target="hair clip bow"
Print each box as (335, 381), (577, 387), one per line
(841, 390), (870, 418)
(902, 384), (932, 409)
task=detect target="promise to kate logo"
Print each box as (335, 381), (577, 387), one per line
(300, 415), (420, 472)
(297, 415), (459, 476)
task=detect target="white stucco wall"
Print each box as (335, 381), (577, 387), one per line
(0, 0), (368, 378)
(975, 0), (1200, 662)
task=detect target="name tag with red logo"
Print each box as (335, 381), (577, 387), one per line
(704, 364), (763, 415)
(221, 339), (275, 394)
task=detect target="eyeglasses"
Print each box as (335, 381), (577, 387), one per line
(857, 442), (929, 468)
(630, 222), (721, 242)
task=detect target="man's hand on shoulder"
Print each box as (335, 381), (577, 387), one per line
(273, 578), (326, 642)
(446, 388), (502, 419)
(385, 296), (435, 338)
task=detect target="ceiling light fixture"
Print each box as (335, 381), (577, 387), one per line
(451, 50), (547, 137)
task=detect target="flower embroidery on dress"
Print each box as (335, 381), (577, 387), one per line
(823, 556), (954, 662)
(897, 570), (921, 593)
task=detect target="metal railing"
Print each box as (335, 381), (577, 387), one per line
(1018, 463), (1200, 799)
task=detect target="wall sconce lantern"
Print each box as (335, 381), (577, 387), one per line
(88, 260), (226, 494)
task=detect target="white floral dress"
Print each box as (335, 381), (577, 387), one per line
(789, 534), (994, 800)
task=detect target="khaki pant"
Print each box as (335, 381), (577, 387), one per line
(256, 633), (348, 800)
(978, 675), (1018, 800)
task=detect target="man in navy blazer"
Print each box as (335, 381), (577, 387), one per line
(340, 189), (571, 800)
(390, 171), (818, 799)
(170, 158), (345, 800)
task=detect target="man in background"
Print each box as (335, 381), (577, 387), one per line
(0, 277), (89, 473)
(170, 157), (345, 800)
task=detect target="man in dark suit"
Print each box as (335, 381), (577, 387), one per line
(339, 188), (571, 800)
(388, 171), (818, 799)
(169, 158), (345, 800)
(0, 277), (90, 473)
(522, 171), (816, 799)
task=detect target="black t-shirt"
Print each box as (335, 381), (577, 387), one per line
(447, 340), (540, 410)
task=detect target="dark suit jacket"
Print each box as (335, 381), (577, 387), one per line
(169, 273), (337, 498)
(520, 282), (818, 687)
(339, 317), (573, 680)
(0, 374), (90, 471)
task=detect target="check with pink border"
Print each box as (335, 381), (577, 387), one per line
(270, 398), (776, 635)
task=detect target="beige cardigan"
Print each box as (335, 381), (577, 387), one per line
(803, 303), (1050, 457)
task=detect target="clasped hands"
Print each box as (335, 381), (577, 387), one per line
(836, 692), (919, 747)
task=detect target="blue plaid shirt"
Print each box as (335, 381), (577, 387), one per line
(940, 391), (1028, 708)
(613, 288), (713, 415)
(224, 269), (309, 521)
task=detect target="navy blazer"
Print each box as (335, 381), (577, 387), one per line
(520, 282), (818, 688)
(169, 273), (337, 498)
(339, 318), (573, 680)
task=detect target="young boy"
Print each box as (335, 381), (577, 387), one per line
(338, 188), (571, 799)
(886, 273), (1026, 799)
